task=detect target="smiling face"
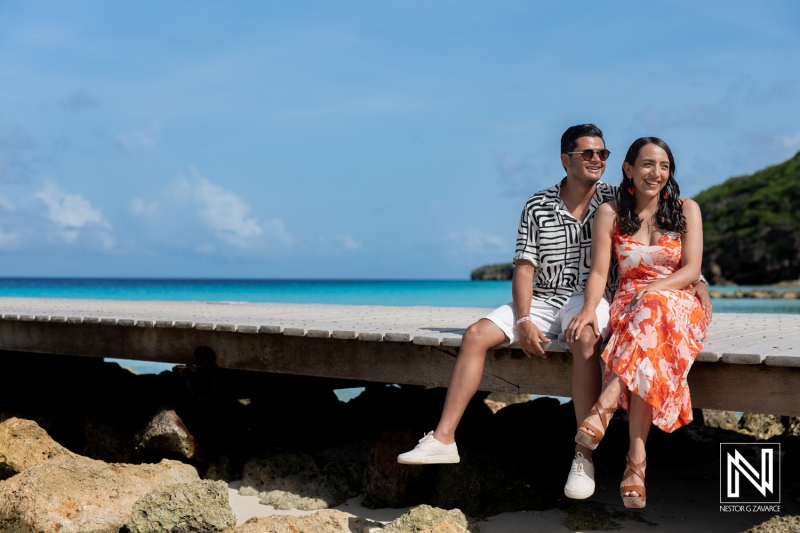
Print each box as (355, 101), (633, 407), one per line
(561, 136), (606, 185)
(623, 143), (670, 199)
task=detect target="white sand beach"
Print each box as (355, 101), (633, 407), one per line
(227, 454), (800, 533)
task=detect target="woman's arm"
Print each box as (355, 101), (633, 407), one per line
(565, 202), (615, 341)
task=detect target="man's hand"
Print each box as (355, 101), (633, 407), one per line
(518, 320), (549, 358)
(693, 282), (713, 320)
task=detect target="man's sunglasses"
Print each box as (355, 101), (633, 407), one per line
(567, 149), (611, 161)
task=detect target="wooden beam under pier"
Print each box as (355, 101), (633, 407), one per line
(1, 298), (798, 417)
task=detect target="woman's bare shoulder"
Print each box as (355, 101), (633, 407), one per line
(681, 198), (702, 216)
(597, 201), (617, 216)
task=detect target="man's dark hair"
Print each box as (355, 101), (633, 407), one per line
(560, 124), (604, 154)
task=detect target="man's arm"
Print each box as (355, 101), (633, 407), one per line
(512, 259), (548, 357)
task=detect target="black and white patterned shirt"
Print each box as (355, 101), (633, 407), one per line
(514, 179), (619, 308)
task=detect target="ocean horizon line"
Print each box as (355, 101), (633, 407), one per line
(0, 276), (479, 282)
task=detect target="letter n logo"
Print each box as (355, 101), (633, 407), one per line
(720, 443), (780, 504)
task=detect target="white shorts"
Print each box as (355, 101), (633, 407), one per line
(484, 293), (611, 350)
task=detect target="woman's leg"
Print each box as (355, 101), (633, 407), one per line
(623, 392), (652, 498)
(577, 373), (623, 441)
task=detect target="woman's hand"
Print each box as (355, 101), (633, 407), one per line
(627, 287), (651, 310)
(566, 307), (599, 343)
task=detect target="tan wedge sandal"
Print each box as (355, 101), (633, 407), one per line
(575, 400), (616, 450)
(621, 455), (646, 508)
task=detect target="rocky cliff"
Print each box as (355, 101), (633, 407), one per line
(695, 151), (800, 285)
(469, 262), (514, 280)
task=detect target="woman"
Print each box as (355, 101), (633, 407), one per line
(564, 137), (710, 508)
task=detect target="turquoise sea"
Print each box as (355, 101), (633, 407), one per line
(1, 278), (798, 312)
(1, 278), (797, 395)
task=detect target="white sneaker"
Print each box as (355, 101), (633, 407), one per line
(397, 431), (460, 464)
(564, 452), (595, 499)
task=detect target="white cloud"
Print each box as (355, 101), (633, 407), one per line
(33, 182), (114, 247)
(194, 176), (263, 242)
(116, 122), (160, 153)
(637, 106), (730, 130)
(0, 229), (19, 249)
(779, 132), (800, 153)
(195, 243), (216, 255)
(262, 218), (292, 245)
(0, 196), (15, 212)
(169, 169), (273, 247)
(131, 168), (293, 253)
(35, 182), (109, 229)
(497, 154), (528, 176)
(335, 234), (364, 251)
(446, 229), (507, 254)
(742, 131), (800, 166)
(130, 197), (156, 215)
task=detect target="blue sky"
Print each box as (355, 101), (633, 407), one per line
(1, 1), (798, 279)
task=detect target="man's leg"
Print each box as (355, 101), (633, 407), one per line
(562, 295), (611, 459)
(433, 318), (508, 444)
(562, 295), (610, 499)
(567, 327), (603, 459)
(397, 317), (508, 464)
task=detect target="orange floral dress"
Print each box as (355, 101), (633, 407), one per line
(602, 224), (710, 433)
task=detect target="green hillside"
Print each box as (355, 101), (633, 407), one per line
(695, 151), (800, 284)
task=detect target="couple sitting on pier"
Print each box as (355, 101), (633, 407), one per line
(397, 124), (712, 509)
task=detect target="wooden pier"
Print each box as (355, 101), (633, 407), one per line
(1, 297), (798, 417)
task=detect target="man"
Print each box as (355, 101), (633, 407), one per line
(397, 124), (712, 501)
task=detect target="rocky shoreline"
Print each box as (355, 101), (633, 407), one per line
(471, 262), (800, 301)
(0, 352), (798, 532)
(708, 289), (800, 299)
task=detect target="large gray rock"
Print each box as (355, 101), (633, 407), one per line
(362, 427), (433, 509)
(483, 392), (530, 414)
(126, 480), (235, 533)
(135, 408), (196, 460)
(259, 489), (331, 511)
(429, 444), (559, 519)
(484, 392), (530, 406)
(741, 515), (800, 533)
(83, 418), (138, 464)
(739, 413), (785, 440)
(415, 522), (470, 533)
(0, 417), (74, 480)
(425, 398), (571, 519)
(702, 409), (740, 431)
(225, 510), (381, 533)
(382, 504), (479, 533)
(239, 451), (358, 510)
(203, 453), (238, 482)
(0, 454), (199, 533)
(783, 416), (800, 436)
